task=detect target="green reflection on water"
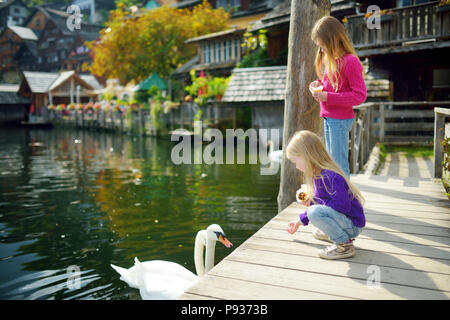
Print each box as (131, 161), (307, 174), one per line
(0, 127), (280, 299)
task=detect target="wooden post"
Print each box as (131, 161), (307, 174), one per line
(277, 0), (330, 212)
(379, 104), (385, 143)
(434, 108), (447, 178)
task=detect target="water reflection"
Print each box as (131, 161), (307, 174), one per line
(0, 127), (279, 299)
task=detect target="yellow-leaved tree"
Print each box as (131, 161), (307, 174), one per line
(84, 1), (230, 84)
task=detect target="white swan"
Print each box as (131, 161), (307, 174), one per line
(110, 224), (232, 300)
(267, 139), (283, 163)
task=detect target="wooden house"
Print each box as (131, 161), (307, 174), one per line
(0, 0), (28, 34)
(172, 0), (282, 82)
(18, 70), (101, 118)
(0, 25), (37, 83)
(30, 7), (102, 73)
(0, 83), (30, 124)
(344, 0), (450, 102)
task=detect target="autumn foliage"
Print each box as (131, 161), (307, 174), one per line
(84, 1), (230, 84)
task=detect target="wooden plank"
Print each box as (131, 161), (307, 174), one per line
(383, 122), (434, 131)
(181, 172), (449, 300)
(383, 135), (433, 143)
(185, 273), (348, 300)
(244, 234), (450, 275)
(254, 225), (450, 260)
(225, 247), (450, 294)
(266, 219), (450, 249)
(273, 209), (450, 229)
(179, 293), (218, 300)
(372, 110), (435, 118)
(434, 110), (446, 178)
(208, 259), (443, 300)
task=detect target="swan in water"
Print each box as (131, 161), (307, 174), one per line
(110, 224), (232, 300)
(267, 140), (283, 163)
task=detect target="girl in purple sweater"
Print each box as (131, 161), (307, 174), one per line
(286, 130), (365, 260)
(309, 16), (367, 177)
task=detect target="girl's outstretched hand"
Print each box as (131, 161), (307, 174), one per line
(287, 220), (301, 234)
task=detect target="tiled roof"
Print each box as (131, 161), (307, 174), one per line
(185, 28), (246, 44)
(250, 0), (290, 32)
(8, 26), (38, 41)
(22, 71), (59, 93)
(21, 71), (101, 94)
(0, 84), (30, 104)
(79, 74), (102, 91)
(223, 66), (286, 103)
(48, 70), (76, 91)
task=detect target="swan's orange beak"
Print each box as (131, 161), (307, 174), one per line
(218, 234), (233, 248)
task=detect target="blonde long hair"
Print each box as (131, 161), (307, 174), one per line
(311, 16), (364, 92)
(286, 130), (365, 206)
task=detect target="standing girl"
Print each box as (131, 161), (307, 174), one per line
(309, 16), (367, 177)
(286, 130), (365, 260)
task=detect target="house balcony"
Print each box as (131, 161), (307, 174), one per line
(344, 1), (450, 56)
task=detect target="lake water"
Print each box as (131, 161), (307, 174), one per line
(0, 127), (280, 299)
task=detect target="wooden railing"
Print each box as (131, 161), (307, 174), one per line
(350, 101), (450, 174)
(374, 101), (450, 144)
(345, 1), (450, 50)
(350, 102), (375, 174)
(47, 102), (237, 136)
(434, 107), (450, 178)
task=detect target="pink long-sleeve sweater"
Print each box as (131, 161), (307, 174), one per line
(317, 53), (367, 119)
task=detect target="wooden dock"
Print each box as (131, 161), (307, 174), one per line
(179, 174), (450, 300)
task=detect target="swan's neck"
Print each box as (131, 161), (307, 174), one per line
(204, 238), (216, 274)
(194, 230), (206, 276)
(194, 230), (217, 277)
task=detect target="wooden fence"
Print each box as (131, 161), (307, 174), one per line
(345, 1), (450, 50)
(350, 101), (450, 173)
(49, 102), (236, 136)
(434, 107), (450, 178)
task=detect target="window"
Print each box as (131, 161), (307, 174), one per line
(233, 38), (239, 60)
(396, 0), (431, 7)
(217, 0), (240, 8)
(230, 0), (240, 7)
(433, 68), (450, 88)
(203, 42), (210, 64)
(217, 0), (227, 8)
(214, 41), (220, 62)
(36, 19), (40, 27)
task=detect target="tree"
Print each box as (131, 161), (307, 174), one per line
(277, 0), (330, 212)
(84, 1), (230, 84)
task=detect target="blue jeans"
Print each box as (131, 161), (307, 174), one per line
(323, 117), (354, 178)
(307, 205), (363, 244)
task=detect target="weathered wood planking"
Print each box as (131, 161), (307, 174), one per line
(179, 174), (450, 300)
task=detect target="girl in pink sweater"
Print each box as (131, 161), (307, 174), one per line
(309, 16), (367, 177)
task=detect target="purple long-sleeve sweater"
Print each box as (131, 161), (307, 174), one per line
(316, 53), (367, 119)
(299, 169), (366, 228)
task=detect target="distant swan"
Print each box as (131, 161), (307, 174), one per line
(110, 224), (232, 300)
(267, 140), (283, 163)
